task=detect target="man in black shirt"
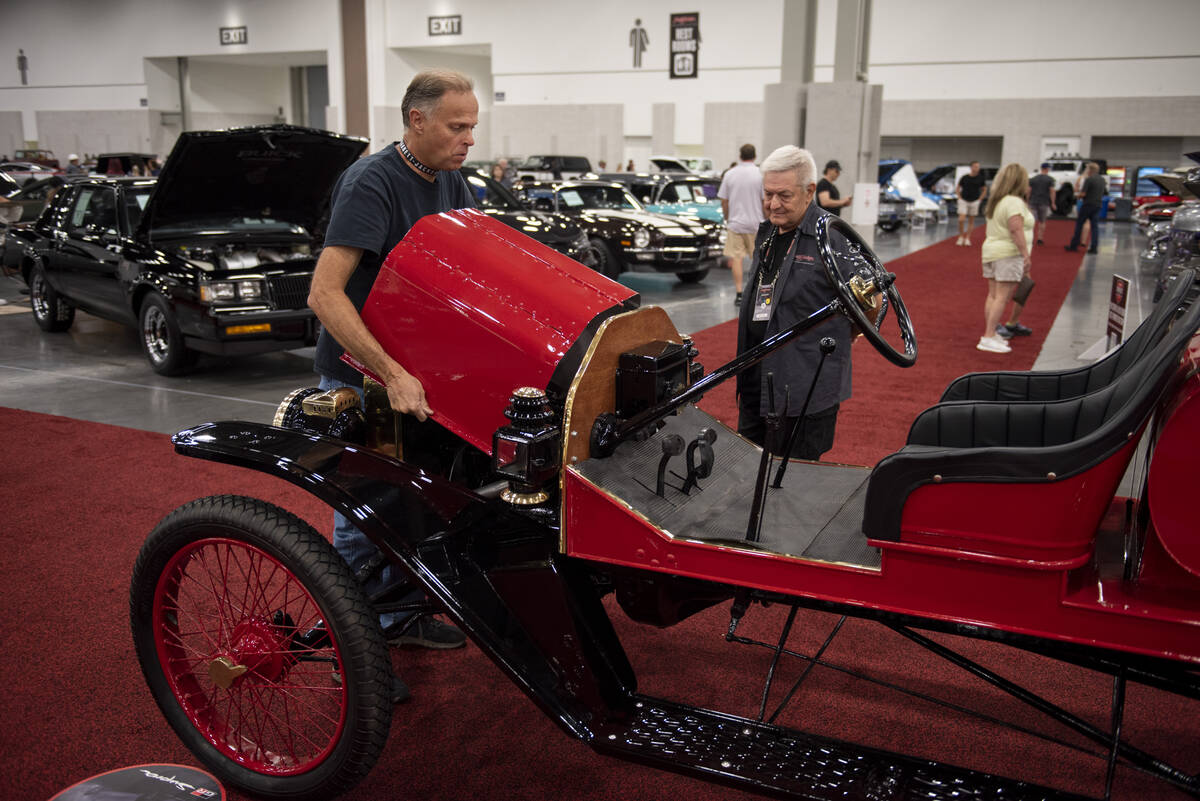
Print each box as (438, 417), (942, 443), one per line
(816, 159), (852, 217)
(955, 161), (988, 246)
(308, 69), (479, 683)
(736, 146), (853, 460)
(1065, 162), (1106, 254)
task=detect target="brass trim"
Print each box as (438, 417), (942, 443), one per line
(513, 386), (544, 398)
(501, 488), (550, 506)
(208, 656), (248, 690)
(848, 274), (881, 313)
(272, 387), (311, 428)
(302, 387), (362, 419)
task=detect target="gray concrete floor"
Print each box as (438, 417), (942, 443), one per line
(0, 217), (1152, 436)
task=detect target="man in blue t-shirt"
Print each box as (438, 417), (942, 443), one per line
(307, 69), (478, 693)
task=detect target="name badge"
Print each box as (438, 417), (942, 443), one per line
(753, 280), (774, 322)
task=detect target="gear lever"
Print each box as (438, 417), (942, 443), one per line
(656, 434), (685, 497)
(680, 427), (717, 495)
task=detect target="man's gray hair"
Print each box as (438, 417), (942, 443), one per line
(401, 69), (474, 129)
(761, 145), (817, 187)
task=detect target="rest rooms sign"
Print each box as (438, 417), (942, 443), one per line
(670, 12), (699, 79)
(220, 26), (247, 46)
(429, 15), (462, 36)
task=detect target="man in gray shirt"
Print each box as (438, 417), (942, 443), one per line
(718, 144), (764, 305)
(1028, 163), (1055, 245)
(1066, 162), (1106, 254)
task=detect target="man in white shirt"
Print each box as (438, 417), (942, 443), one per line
(718, 144), (764, 305)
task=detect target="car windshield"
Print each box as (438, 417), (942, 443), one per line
(465, 174), (522, 212)
(558, 185), (640, 211)
(133, 184), (305, 236)
(663, 181), (719, 204)
(518, 157), (551, 170)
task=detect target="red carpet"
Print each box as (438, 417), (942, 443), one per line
(691, 220), (1086, 466)
(2, 404), (1197, 801)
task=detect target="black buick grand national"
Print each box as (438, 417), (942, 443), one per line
(18, 124), (365, 374)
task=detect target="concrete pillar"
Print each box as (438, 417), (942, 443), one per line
(762, 0), (817, 154)
(833, 0), (871, 83)
(341, 0), (369, 138)
(804, 81), (881, 194)
(652, 103), (675, 157)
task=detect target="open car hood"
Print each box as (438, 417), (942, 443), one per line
(919, 164), (955, 190)
(138, 124), (366, 239)
(1148, 173), (1197, 201)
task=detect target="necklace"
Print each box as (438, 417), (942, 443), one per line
(398, 138), (437, 176)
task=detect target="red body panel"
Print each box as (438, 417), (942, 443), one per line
(1147, 338), (1200, 577)
(357, 208), (635, 455)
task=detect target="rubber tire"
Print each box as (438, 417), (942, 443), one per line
(139, 292), (197, 375)
(877, 219), (903, 233)
(590, 237), (623, 279)
(677, 268), (709, 283)
(29, 263), (75, 332)
(130, 495), (392, 801)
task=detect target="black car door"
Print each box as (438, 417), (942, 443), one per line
(53, 185), (131, 321)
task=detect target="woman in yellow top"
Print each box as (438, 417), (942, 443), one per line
(977, 163), (1034, 354)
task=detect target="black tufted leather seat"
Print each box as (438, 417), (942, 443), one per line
(940, 269), (1195, 404)
(862, 292), (1200, 545)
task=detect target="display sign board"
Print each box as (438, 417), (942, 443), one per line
(51, 764), (225, 801)
(219, 26), (247, 46)
(850, 183), (879, 226)
(669, 12), (700, 79)
(429, 15), (462, 36)
(1106, 274), (1129, 349)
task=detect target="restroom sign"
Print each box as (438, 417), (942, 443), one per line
(428, 15), (462, 36)
(669, 12), (699, 79)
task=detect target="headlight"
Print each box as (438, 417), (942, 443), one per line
(633, 229), (651, 248)
(199, 281), (236, 302)
(238, 280), (263, 300)
(199, 279), (264, 302)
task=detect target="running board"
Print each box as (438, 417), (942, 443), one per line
(593, 695), (1091, 801)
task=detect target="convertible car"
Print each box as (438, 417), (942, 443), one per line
(130, 207), (1200, 801)
(13, 124), (365, 374)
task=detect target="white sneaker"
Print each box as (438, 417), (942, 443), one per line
(976, 336), (1011, 353)
(955, 236), (964, 246)
(963, 237), (971, 246)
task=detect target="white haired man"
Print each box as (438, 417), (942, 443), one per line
(735, 145), (853, 461)
(308, 69), (478, 697)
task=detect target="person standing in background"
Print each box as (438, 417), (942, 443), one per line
(956, 161), (988, 246)
(1066, 162), (1105, 254)
(816, 159), (852, 217)
(718, 143), (764, 306)
(1028, 163), (1055, 245)
(976, 163), (1034, 353)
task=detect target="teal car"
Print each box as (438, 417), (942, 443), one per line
(602, 173), (725, 225)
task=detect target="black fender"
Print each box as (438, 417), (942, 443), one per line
(172, 420), (637, 740)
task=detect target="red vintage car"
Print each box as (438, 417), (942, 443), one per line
(130, 208), (1200, 800)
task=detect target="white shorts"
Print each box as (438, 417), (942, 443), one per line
(982, 255), (1024, 283)
(959, 199), (982, 217)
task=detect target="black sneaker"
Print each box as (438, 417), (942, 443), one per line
(385, 616), (467, 649)
(1004, 322), (1033, 336)
(994, 324), (1014, 339)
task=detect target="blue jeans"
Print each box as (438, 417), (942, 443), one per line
(318, 375), (421, 630)
(1070, 203), (1101, 250)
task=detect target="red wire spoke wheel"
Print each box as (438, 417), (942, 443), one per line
(131, 495), (391, 800)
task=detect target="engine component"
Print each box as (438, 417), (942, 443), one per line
(492, 387), (561, 505)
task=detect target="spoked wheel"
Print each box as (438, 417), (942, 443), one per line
(130, 495), (392, 800)
(817, 215), (918, 367)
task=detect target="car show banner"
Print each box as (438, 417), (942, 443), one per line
(669, 13), (700, 78)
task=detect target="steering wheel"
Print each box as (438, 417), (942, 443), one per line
(816, 215), (917, 367)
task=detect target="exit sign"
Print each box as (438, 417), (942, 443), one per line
(220, 26), (248, 45)
(428, 15), (461, 36)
